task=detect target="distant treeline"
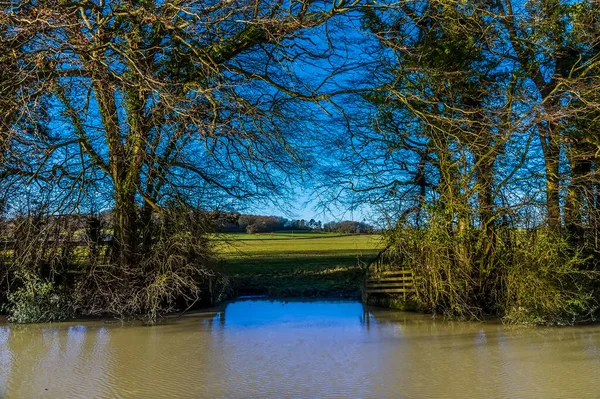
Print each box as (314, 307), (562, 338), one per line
(213, 212), (375, 234)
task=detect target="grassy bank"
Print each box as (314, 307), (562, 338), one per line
(216, 232), (383, 297)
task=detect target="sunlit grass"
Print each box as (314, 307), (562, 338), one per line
(2, 233), (384, 298)
(211, 231), (343, 241)
(216, 234), (384, 297)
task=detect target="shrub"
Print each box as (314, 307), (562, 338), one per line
(2, 204), (218, 324)
(386, 221), (599, 325)
(74, 206), (217, 323)
(6, 272), (74, 323)
(500, 230), (598, 325)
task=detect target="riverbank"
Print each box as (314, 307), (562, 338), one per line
(0, 232), (383, 323)
(216, 232), (383, 298)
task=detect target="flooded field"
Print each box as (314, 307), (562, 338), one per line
(1, 299), (600, 398)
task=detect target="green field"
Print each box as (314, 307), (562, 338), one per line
(216, 233), (384, 297)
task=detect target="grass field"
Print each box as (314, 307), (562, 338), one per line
(216, 233), (384, 297)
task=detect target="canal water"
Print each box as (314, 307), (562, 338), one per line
(1, 299), (600, 398)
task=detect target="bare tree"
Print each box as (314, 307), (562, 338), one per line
(1, 0), (359, 265)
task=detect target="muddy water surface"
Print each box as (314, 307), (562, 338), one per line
(1, 300), (600, 398)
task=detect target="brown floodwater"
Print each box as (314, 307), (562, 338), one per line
(1, 299), (600, 398)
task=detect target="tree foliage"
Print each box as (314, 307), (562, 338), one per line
(325, 0), (600, 323)
(3, 0), (600, 324)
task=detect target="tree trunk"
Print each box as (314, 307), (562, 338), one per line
(544, 144), (561, 230)
(537, 121), (561, 230)
(474, 152), (496, 275)
(565, 145), (593, 245)
(113, 180), (139, 266)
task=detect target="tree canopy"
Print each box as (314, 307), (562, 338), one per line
(2, 0), (600, 324)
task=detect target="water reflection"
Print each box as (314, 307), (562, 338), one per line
(1, 300), (600, 398)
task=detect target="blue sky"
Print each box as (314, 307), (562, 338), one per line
(249, 188), (372, 223)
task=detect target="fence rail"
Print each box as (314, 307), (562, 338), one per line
(364, 250), (415, 299)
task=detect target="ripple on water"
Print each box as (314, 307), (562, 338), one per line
(1, 300), (600, 398)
